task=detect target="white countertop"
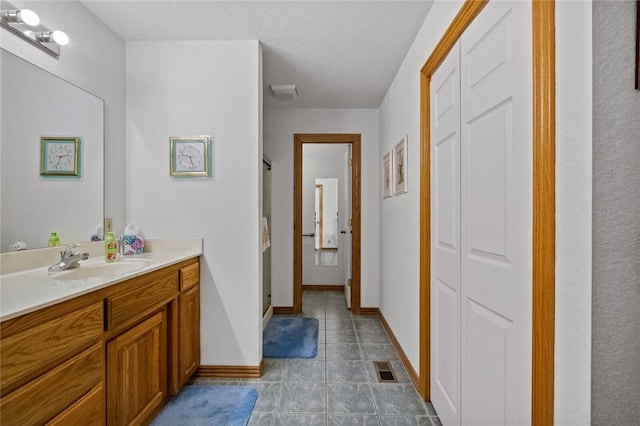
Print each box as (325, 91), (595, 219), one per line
(0, 238), (202, 322)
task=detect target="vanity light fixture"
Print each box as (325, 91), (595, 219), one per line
(0, 1), (68, 57)
(270, 84), (298, 101)
(0, 9), (39, 26)
(34, 30), (69, 46)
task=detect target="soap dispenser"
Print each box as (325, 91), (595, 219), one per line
(105, 232), (117, 262)
(48, 232), (60, 247)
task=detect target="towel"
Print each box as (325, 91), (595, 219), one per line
(262, 217), (271, 253)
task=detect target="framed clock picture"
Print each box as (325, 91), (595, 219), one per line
(170, 135), (212, 177)
(40, 137), (80, 177)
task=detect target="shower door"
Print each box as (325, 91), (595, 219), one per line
(262, 160), (272, 315)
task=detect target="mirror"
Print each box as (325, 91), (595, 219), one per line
(1, 49), (104, 252)
(314, 177), (338, 266)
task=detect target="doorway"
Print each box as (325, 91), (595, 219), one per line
(293, 134), (361, 314)
(418, 0), (555, 424)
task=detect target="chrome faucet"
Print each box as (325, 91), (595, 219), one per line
(48, 243), (90, 272)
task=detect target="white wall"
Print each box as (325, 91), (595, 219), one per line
(264, 108), (379, 308)
(0, 0), (126, 233)
(379, 0), (593, 421)
(126, 41), (263, 366)
(302, 144), (347, 285)
(378, 0), (465, 374)
(555, 2), (593, 424)
(591, 0), (640, 423)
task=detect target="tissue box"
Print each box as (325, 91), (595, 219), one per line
(121, 235), (144, 255)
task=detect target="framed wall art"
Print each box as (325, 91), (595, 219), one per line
(383, 151), (392, 198)
(170, 135), (212, 177)
(393, 136), (407, 195)
(40, 137), (80, 177)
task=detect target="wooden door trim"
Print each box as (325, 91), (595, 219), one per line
(418, 1), (555, 425)
(531, 2), (556, 423)
(293, 134), (362, 314)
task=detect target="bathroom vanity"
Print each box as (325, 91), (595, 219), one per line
(0, 239), (202, 425)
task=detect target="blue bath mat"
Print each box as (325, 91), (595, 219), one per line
(263, 316), (319, 358)
(151, 385), (258, 426)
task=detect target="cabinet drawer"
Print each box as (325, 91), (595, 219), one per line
(105, 272), (177, 331)
(179, 262), (199, 291)
(0, 343), (103, 426)
(47, 384), (104, 426)
(0, 302), (103, 396)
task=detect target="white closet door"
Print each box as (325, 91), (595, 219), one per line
(430, 42), (461, 426)
(460, 2), (532, 425)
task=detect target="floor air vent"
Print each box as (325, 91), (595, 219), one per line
(372, 361), (397, 383)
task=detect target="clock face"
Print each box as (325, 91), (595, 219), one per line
(177, 144), (204, 171)
(48, 144), (75, 171)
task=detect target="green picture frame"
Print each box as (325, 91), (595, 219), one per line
(170, 135), (212, 177)
(40, 137), (80, 177)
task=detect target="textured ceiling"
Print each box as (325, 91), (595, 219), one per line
(81, 1), (432, 108)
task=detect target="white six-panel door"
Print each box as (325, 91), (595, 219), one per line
(430, 41), (462, 426)
(431, 2), (532, 424)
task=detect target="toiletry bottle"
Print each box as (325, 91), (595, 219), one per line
(48, 232), (60, 247)
(105, 232), (117, 262)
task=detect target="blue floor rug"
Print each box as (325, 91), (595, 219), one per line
(151, 385), (258, 426)
(263, 316), (319, 358)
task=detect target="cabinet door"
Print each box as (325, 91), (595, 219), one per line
(107, 310), (167, 426)
(178, 285), (200, 388)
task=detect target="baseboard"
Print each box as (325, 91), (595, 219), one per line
(263, 305), (273, 330)
(195, 361), (264, 379)
(377, 310), (421, 392)
(273, 306), (294, 314)
(302, 285), (344, 292)
(358, 307), (379, 315)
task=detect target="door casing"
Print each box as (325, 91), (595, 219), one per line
(293, 134), (362, 314)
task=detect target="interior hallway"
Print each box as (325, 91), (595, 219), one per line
(194, 290), (441, 425)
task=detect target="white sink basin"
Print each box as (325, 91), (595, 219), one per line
(49, 259), (152, 281)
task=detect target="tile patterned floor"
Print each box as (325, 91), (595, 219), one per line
(193, 291), (441, 426)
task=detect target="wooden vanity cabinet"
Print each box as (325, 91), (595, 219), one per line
(0, 256), (200, 426)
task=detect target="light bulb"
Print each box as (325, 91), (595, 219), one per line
(17, 9), (39, 26)
(1, 9), (39, 26)
(36, 30), (70, 46)
(51, 30), (69, 45)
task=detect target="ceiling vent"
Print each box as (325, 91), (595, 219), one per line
(269, 84), (298, 101)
